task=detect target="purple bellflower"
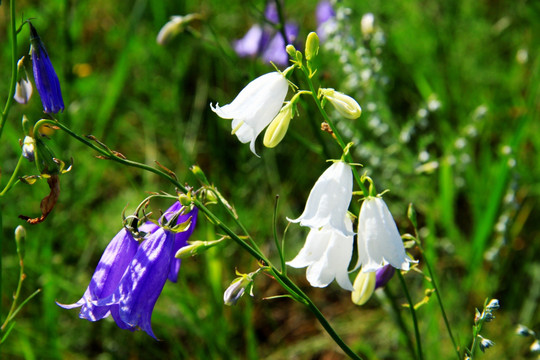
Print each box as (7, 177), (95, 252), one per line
(233, 4), (298, 66)
(58, 203), (198, 339)
(29, 23), (64, 114)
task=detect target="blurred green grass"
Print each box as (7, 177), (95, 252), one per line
(1, 0), (539, 359)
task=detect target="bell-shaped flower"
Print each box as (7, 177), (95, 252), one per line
(211, 71), (289, 155)
(233, 25), (271, 58)
(320, 88), (362, 119)
(141, 202), (199, 283)
(288, 161), (354, 237)
(57, 228), (140, 324)
(22, 136), (36, 162)
(356, 196), (415, 272)
(316, 1), (337, 42)
(58, 204), (198, 338)
(287, 217), (354, 291)
(29, 23), (64, 114)
(156, 14), (201, 45)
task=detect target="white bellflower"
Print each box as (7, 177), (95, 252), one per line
(288, 161), (354, 236)
(211, 72), (289, 155)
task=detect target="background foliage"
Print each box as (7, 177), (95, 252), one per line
(1, 0), (539, 358)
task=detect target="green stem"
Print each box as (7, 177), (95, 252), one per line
(50, 118), (361, 359)
(397, 271), (423, 360)
(0, 155), (24, 197)
(0, 0), (18, 140)
(0, 210), (3, 328)
(301, 68), (369, 196)
(383, 286), (417, 359)
(274, 271), (363, 360)
(413, 228), (460, 359)
(1, 243), (25, 332)
(272, 195), (286, 272)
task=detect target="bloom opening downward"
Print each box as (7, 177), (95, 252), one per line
(29, 23), (64, 114)
(288, 161), (354, 237)
(211, 71), (289, 155)
(287, 217), (355, 291)
(356, 196), (415, 272)
(58, 203), (198, 338)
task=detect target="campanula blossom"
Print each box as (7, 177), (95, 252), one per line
(233, 3), (298, 66)
(288, 161), (354, 237)
(356, 196), (415, 272)
(58, 203), (198, 338)
(287, 217), (354, 291)
(211, 71), (289, 155)
(320, 88), (362, 119)
(29, 23), (64, 114)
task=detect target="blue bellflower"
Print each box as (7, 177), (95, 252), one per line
(29, 23), (64, 114)
(58, 203), (198, 339)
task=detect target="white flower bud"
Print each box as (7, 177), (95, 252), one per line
(320, 88), (362, 119)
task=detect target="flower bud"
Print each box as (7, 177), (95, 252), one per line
(351, 271), (376, 305)
(156, 14), (200, 45)
(15, 225), (27, 260)
(22, 136), (36, 162)
(478, 336), (495, 352)
(14, 57), (33, 104)
(223, 273), (254, 306)
(263, 102), (294, 148)
(286, 44), (297, 58)
(320, 88), (362, 119)
(175, 238), (224, 259)
(486, 298), (500, 311)
(305, 32), (319, 61)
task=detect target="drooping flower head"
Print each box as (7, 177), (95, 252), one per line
(28, 23), (64, 114)
(288, 161), (354, 237)
(287, 217), (355, 291)
(211, 71), (289, 155)
(58, 203), (198, 339)
(356, 196), (415, 272)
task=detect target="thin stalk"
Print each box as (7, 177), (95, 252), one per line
(0, 155), (24, 197)
(1, 245), (25, 331)
(274, 271), (363, 360)
(413, 227), (460, 359)
(301, 68), (369, 196)
(0, 211), (3, 328)
(397, 271), (423, 360)
(383, 286), (417, 359)
(0, 0), (18, 140)
(272, 195), (286, 272)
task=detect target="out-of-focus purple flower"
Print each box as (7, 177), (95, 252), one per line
(316, 1), (336, 42)
(233, 4), (297, 66)
(233, 25), (271, 58)
(374, 264), (395, 289)
(58, 203), (198, 338)
(261, 23), (299, 66)
(28, 23), (64, 114)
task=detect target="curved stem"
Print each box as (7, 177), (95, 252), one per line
(301, 67), (369, 196)
(0, 0), (19, 140)
(397, 271), (423, 360)
(0, 155), (24, 197)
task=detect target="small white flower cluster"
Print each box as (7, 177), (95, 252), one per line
(287, 161), (415, 293)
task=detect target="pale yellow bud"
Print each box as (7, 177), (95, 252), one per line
(305, 32), (320, 61)
(351, 271), (376, 305)
(320, 88), (362, 119)
(263, 103), (294, 148)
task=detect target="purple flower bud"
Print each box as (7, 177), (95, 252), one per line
(264, 3), (279, 24)
(233, 25), (271, 58)
(374, 264), (395, 289)
(316, 1), (335, 25)
(29, 23), (64, 114)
